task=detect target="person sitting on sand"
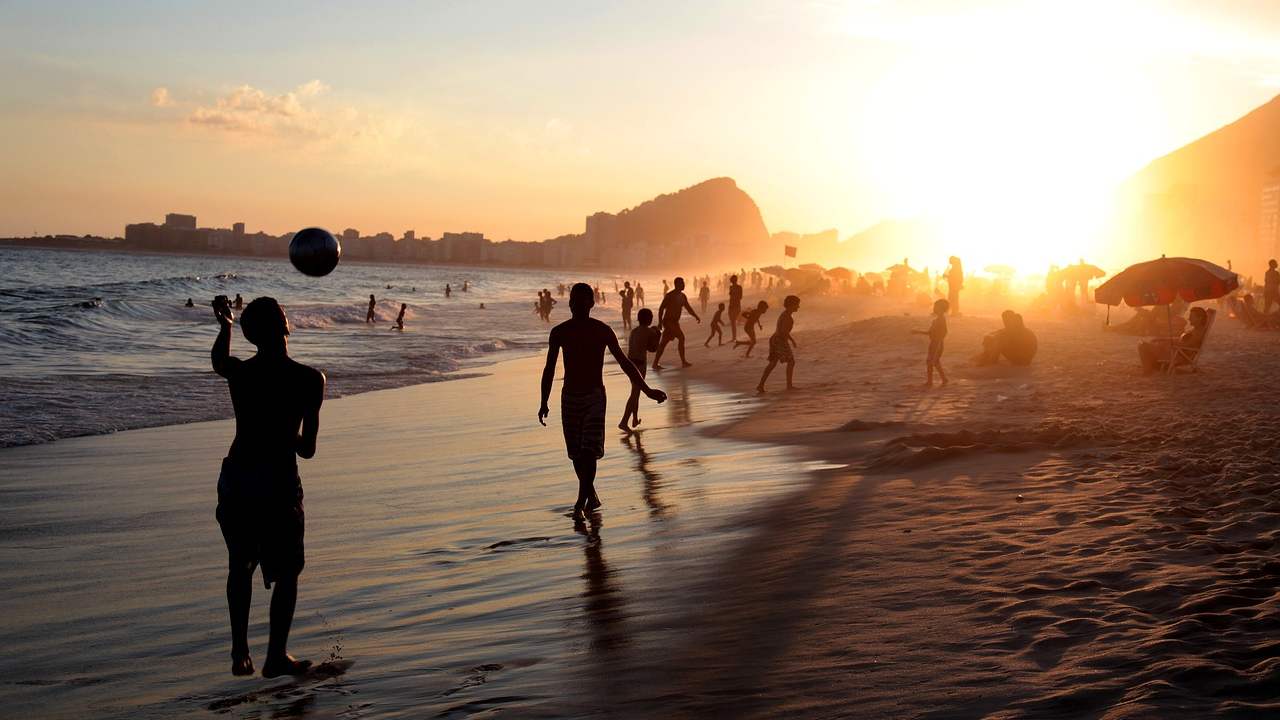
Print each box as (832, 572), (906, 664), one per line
(705, 302), (726, 347)
(621, 308), (662, 432)
(540, 284), (666, 520)
(973, 310), (1038, 366)
(652, 277), (701, 370)
(913, 298), (949, 386)
(1138, 306), (1209, 374)
(756, 295), (800, 393)
(211, 295), (325, 678)
(735, 300), (768, 357)
(366, 294), (376, 323)
(391, 303), (407, 331)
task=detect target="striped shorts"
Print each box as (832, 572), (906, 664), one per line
(562, 387), (607, 460)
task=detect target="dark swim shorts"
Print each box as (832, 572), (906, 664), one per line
(215, 458), (305, 588)
(561, 387), (607, 460)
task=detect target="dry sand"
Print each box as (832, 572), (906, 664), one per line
(613, 294), (1280, 718)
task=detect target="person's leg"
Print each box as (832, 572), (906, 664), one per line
(936, 360), (948, 385)
(925, 358), (934, 386)
(652, 334), (670, 368)
(676, 327), (691, 366)
(620, 385), (640, 430)
(785, 359), (796, 389)
(730, 314), (739, 342)
(227, 564), (253, 674)
(573, 456), (598, 513)
(266, 576), (297, 661)
(757, 359), (777, 392)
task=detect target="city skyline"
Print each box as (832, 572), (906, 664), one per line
(4, 0), (1280, 273)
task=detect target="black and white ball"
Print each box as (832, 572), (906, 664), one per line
(289, 228), (341, 277)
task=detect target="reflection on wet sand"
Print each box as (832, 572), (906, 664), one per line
(575, 514), (629, 701)
(623, 432), (672, 518)
(666, 373), (695, 427)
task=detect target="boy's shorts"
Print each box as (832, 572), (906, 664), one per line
(216, 458), (305, 588)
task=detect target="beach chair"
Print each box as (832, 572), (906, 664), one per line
(1168, 308), (1216, 374)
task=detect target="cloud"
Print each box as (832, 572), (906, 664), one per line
(150, 87), (172, 107)
(179, 80), (382, 143)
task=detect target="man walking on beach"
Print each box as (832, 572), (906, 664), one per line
(539, 283), (666, 520)
(620, 281), (635, 332)
(652, 276), (701, 370)
(727, 274), (743, 342)
(211, 295), (325, 678)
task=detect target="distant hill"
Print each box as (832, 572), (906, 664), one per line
(567, 177), (773, 268)
(1120, 93), (1280, 271)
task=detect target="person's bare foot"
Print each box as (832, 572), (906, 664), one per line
(231, 654), (255, 677)
(631, 416), (641, 428)
(786, 384), (798, 391)
(755, 385), (766, 394)
(571, 505), (586, 521)
(618, 421), (631, 432)
(681, 361), (693, 368)
(652, 364), (664, 371)
(585, 496), (602, 512)
(262, 654), (311, 678)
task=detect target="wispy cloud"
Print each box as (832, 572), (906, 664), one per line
(150, 86), (172, 107)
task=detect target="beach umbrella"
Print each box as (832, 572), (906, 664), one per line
(760, 265), (787, 277)
(983, 264), (1015, 277)
(827, 266), (854, 280)
(1068, 263), (1107, 280)
(799, 263), (825, 272)
(1093, 256), (1237, 307)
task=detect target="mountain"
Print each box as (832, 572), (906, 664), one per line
(1120, 93), (1280, 272)
(548, 177), (774, 268)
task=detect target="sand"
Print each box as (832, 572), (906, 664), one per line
(5, 295), (1280, 718)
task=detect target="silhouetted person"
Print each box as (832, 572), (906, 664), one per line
(234, 293), (244, 310)
(735, 300), (768, 357)
(445, 284), (451, 298)
(366, 294), (376, 323)
(211, 295), (325, 679)
(621, 308), (661, 431)
(974, 310), (1037, 366)
(652, 277), (701, 369)
(1139, 306), (1208, 374)
(705, 303), (725, 347)
(757, 295), (799, 393)
(727, 274), (743, 342)
(391, 303), (407, 331)
(620, 281), (635, 331)
(1265, 260), (1279, 314)
(540, 284), (666, 520)
(635, 282), (645, 307)
(913, 298), (950, 386)
(946, 256), (963, 316)
(698, 281), (711, 315)
(462, 280), (469, 292)
(185, 298), (195, 307)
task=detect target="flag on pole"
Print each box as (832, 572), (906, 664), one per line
(784, 245), (797, 258)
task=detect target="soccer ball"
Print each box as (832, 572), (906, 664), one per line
(289, 228), (341, 277)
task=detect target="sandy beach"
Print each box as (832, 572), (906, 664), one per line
(5, 295), (1280, 718)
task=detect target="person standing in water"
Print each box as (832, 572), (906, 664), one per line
(445, 284), (452, 298)
(727, 274), (743, 342)
(539, 284), (666, 520)
(391, 303), (407, 331)
(735, 300), (768, 357)
(756, 295), (799, 393)
(635, 282), (645, 307)
(211, 295), (324, 678)
(945, 256), (963, 316)
(704, 302), (726, 347)
(620, 281), (635, 332)
(620, 307), (661, 431)
(698, 281), (711, 315)
(913, 298), (950, 386)
(652, 277), (701, 370)
(234, 293), (244, 310)
(365, 294), (376, 323)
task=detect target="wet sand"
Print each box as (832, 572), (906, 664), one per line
(0, 354), (809, 718)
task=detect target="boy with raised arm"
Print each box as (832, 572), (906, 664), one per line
(211, 295), (325, 678)
(539, 284), (666, 520)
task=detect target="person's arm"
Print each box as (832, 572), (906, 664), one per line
(296, 370), (325, 459)
(211, 297), (237, 377)
(683, 296), (701, 323)
(538, 331), (560, 425)
(608, 331), (666, 403)
(657, 299), (667, 326)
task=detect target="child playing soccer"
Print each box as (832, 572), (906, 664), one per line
(913, 298), (950, 386)
(704, 303), (725, 347)
(621, 308), (661, 431)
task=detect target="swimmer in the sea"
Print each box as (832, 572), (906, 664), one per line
(186, 298), (195, 308)
(391, 303), (407, 331)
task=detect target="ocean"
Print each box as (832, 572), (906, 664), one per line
(0, 246), (618, 447)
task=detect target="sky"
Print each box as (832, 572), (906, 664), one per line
(2, 0), (1280, 271)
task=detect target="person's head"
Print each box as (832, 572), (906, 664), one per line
(235, 293), (242, 299)
(1189, 306), (1208, 328)
(369, 294), (375, 300)
(756, 300), (769, 312)
(624, 281), (631, 288)
(730, 274), (738, 284)
(637, 308), (653, 326)
(673, 276), (685, 291)
(718, 302), (725, 311)
(1271, 259), (1277, 269)
(933, 298), (950, 316)
(950, 256), (960, 265)
(784, 295), (801, 312)
(569, 282), (595, 316)
(400, 303), (407, 311)
(1001, 309), (1018, 328)
(241, 297), (290, 349)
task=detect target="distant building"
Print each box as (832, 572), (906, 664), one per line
(1261, 174), (1280, 262)
(233, 222), (245, 235)
(342, 228), (359, 241)
(165, 213), (196, 230)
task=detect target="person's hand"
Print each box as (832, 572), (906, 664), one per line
(212, 296), (234, 328)
(538, 404), (549, 426)
(645, 388), (667, 404)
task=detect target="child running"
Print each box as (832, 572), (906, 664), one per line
(704, 302), (725, 347)
(735, 300), (768, 357)
(756, 295), (799, 393)
(913, 298), (950, 386)
(620, 308), (662, 431)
